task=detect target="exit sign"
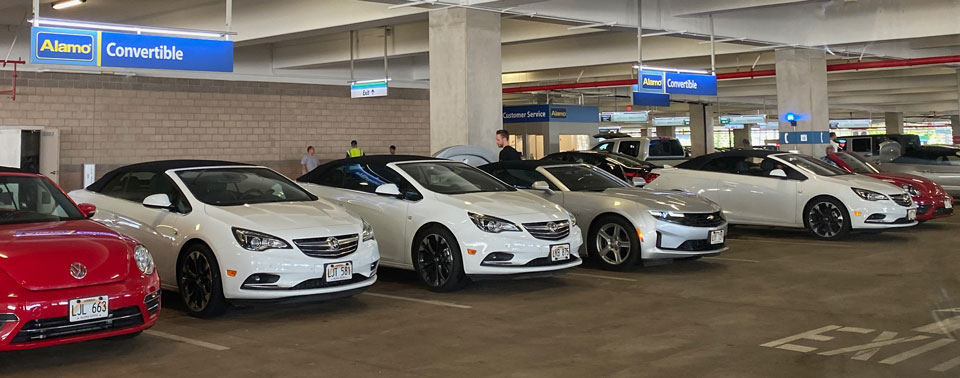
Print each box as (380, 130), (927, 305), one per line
(350, 80), (388, 98)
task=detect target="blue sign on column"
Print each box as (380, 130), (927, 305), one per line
(779, 131), (831, 145)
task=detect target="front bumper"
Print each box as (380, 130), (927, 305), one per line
(217, 239), (380, 301)
(0, 273), (160, 351)
(642, 221), (728, 260)
(916, 196), (954, 221)
(460, 224), (583, 276)
(850, 201), (918, 229)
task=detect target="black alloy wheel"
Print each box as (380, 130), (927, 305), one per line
(804, 197), (851, 240)
(414, 226), (467, 292)
(177, 244), (228, 318)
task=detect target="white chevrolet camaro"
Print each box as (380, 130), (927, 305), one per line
(69, 160), (380, 318)
(646, 150), (918, 240)
(297, 156), (583, 292)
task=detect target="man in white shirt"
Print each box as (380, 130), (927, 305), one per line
(301, 146), (320, 174)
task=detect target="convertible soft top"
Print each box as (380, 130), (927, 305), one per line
(677, 150), (779, 170)
(297, 155), (441, 183)
(87, 160), (252, 191)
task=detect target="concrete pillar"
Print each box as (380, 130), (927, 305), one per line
(775, 48), (829, 156)
(951, 115), (960, 144)
(655, 127), (675, 138)
(732, 127), (752, 148)
(688, 103), (715, 157)
(885, 112), (905, 134)
(638, 128), (650, 137)
(428, 8), (502, 154)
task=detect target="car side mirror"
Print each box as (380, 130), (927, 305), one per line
(531, 180), (555, 195)
(77, 203), (97, 218)
(142, 193), (173, 209)
(632, 177), (646, 187)
(769, 169), (788, 178)
(375, 183), (402, 197)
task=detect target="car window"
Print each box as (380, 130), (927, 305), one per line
(0, 176), (83, 225)
(545, 166), (628, 191)
(617, 141), (642, 157)
(700, 156), (748, 173)
(833, 153), (879, 174)
(399, 162), (516, 194)
(486, 168), (557, 190)
(177, 168), (317, 206)
(604, 153), (655, 169)
(850, 138), (871, 153)
(313, 164), (390, 194)
(97, 171), (157, 202)
(777, 154), (849, 176)
(593, 142), (614, 152)
(649, 139), (685, 157)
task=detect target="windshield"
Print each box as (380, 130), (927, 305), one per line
(176, 168), (317, 206)
(777, 154), (850, 177)
(833, 153), (880, 174)
(399, 162), (516, 194)
(0, 175), (83, 225)
(545, 166), (628, 191)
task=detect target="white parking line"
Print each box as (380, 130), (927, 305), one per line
(144, 330), (230, 351)
(727, 238), (851, 249)
(362, 292), (473, 309)
(566, 272), (638, 282)
(702, 256), (760, 263)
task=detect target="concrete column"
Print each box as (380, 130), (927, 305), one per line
(775, 48), (829, 156)
(428, 8), (502, 154)
(951, 115), (960, 144)
(885, 112), (905, 134)
(655, 126), (675, 138)
(639, 128), (650, 137)
(688, 103), (715, 157)
(732, 127), (752, 148)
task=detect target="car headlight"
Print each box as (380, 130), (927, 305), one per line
(232, 227), (291, 251)
(901, 184), (920, 197)
(563, 209), (577, 227)
(468, 212), (521, 233)
(134, 244), (155, 275)
(361, 220), (375, 242)
(648, 210), (687, 224)
(852, 188), (889, 201)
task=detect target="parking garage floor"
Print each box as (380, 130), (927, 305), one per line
(3, 218), (960, 378)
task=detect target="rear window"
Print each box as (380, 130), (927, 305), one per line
(649, 139), (685, 157)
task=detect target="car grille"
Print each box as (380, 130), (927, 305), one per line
(656, 232), (725, 252)
(934, 207), (954, 216)
(143, 290), (161, 316)
(290, 275), (369, 290)
(676, 211), (725, 228)
(293, 234), (359, 258)
(890, 194), (913, 207)
(11, 306), (144, 344)
(522, 220), (571, 241)
(521, 255), (581, 267)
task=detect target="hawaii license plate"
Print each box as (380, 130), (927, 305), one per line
(710, 230), (725, 245)
(325, 262), (353, 282)
(550, 244), (571, 262)
(908, 209), (917, 221)
(69, 295), (109, 322)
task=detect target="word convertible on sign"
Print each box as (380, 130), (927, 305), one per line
(31, 26), (233, 72)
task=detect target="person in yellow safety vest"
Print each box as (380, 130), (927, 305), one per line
(346, 140), (365, 158)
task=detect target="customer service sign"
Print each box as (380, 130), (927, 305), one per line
(31, 27), (233, 72)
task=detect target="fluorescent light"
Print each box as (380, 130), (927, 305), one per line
(641, 30), (684, 38)
(32, 17), (229, 39)
(567, 22), (616, 30)
(52, 0), (85, 10)
(352, 78), (392, 84)
(633, 65), (710, 74)
(388, 0), (437, 9)
(698, 37), (744, 45)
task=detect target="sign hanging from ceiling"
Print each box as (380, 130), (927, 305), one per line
(779, 131), (831, 145)
(719, 114), (767, 125)
(652, 117), (690, 127)
(350, 80), (388, 98)
(636, 70), (718, 96)
(600, 111), (650, 123)
(31, 26), (233, 72)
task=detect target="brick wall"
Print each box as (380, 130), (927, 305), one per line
(0, 71), (430, 191)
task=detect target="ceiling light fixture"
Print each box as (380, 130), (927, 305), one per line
(31, 17), (230, 38)
(52, 0), (85, 10)
(632, 65), (710, 75)
(388, 0), (437, 9)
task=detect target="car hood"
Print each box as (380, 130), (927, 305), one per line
(865, 172), (944, 197)
(818, 174), (905, 195)
(602, 188), (721, 213)
(205, 200), (358, 232)
(438, 191), (563, 218)
(0, 220), (134, 291)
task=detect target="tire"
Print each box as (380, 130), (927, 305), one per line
(177, 243), (228, 318)
(803, 197), (852, 240)
(413, 225), (468, 292)
(107, 331), (142, 340)
(588, 215), (642, 271)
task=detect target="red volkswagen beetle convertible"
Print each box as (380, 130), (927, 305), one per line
(0, 168), (160, 351)
(827, 152), (954, 221)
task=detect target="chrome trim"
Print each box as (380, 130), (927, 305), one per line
(15, 313), (141, 334)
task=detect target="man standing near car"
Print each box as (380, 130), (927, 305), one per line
(301, 146), (320, 174)
(346, 140), (365, 158)
(496, 130), (522, 161)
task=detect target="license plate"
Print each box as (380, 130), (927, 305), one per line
(710, 230), (725, 245)
(908, 209), (917, 221)
(325, 262), (353, 282)
(69, 296), (109, 322)
(946, 199), (953, 209)
(550, 244), (571, 262)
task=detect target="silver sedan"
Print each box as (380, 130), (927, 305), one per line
(479, 161), (728, 270)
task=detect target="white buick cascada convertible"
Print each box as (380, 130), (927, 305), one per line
(70, 160), (380, 317)
(297, 156), (583, 292)
(645, 150), (918, 240)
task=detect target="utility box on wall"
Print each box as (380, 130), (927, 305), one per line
(502, 105), (600, 159)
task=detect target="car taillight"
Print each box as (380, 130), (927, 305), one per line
(645, 172), (660, 182)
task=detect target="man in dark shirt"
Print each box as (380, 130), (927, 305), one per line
(496, 129), (522, 161)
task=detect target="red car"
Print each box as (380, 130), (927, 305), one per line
(827, 152), (954, 221)
(0, 168), (160, 351)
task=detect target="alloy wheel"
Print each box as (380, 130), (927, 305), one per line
(807, 202), (844, 238)
(596, 223), (632, 265)
(180, 250), (214, 312)
(417, 234), (454, 288)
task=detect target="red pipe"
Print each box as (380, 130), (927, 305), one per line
(0, 59), (25, 101)
(502, 55), (960, 93)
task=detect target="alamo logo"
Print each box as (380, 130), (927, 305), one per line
(551, 108), (567, 119)
(35, 32), (95, 62)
